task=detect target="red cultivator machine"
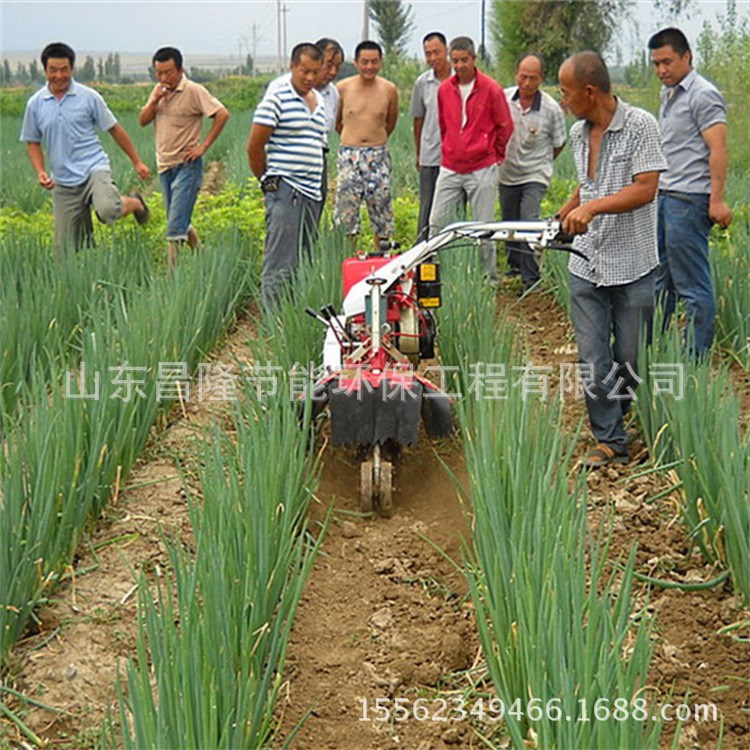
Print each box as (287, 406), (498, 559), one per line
(304, 219), (575, 515)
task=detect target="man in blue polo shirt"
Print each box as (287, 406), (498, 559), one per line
(20, 42), (150, 252)
(247, 43), (327, 312)
(648, 27), (733, 357)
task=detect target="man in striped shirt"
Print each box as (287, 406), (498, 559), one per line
(248, 43), (327, 312)
(263, 38), (344, 203)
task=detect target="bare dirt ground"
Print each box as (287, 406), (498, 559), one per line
(1, 281), (748, 750)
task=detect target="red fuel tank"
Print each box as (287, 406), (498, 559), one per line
(341, 255), (392, 297)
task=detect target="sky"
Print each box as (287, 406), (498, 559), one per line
(0, 0), (743, 66)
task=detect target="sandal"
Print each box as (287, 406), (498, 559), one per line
(583, 443), (629, 469)
(130, 191), (149, 226)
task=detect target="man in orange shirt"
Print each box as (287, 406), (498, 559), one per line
(139, 47), (229, 266)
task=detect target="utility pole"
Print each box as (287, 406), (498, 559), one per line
(251, 22), (258, 77)
(362, 0), (370, 41)
(480, 0), (487, 63)
(277, 0), (283, 72)
(281, 3), (289, 64)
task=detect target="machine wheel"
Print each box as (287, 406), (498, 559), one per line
(377, 460), (393, 518)
(360, 460), (374, 514)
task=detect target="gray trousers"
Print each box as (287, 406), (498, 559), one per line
(417, 165), (440, 242)
(499, 181), (547, 287)
(52, 169), (122, 251)
(262, 178), (322, 313)
(429, 164), (498, 282)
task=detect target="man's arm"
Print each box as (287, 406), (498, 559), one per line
(702, 122), (732, 229)
(558, 185), (580, 221)
(492, 89), (514, 163)
(413, 117), (424, 169)
(437, 89), (447, 141)
(385, 84), (399, 137)
(108, 123), (150, 179)
(26, 142), (54, 189)
(247, 123), (274, 180)
(138, 84), (168, 126)
(335, 81), (345, 135)
(185, 106), (230, 162)
(562, 172), (659, 235)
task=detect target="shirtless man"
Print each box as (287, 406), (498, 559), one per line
(334, 40), (399, 247)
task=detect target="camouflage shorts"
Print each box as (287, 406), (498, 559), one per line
(334, 146), (395, 238)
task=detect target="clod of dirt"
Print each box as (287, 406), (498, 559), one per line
(439, 632), (471, 672)
(441, 726), (464, 744)
(719, 595), (745, 623)
(373, 558), (395, 574)
(369, 607), (394, 630)
(340, 520), (361, 538)
(413, 661), (441, 686)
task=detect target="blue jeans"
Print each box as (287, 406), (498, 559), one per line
(570, 270), (655, 453)
(656, 192), (714, 357)
(499, 181), (547, 287)
(262, 178), (321, 312)
(159, 159), (203, 240)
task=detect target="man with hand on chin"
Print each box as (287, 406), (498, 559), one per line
(139, 46), (229, 267)
(248, 43), (327, 313)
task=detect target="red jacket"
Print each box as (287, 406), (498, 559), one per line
(437, 69), (513, 174)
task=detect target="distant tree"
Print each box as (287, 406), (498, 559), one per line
(15, 61), (30, 85)
(369, 0), (415, 57)
(28, 59), (42, 82)
(492, 0), (697, 83)
(189, 67), (217, 83)
(104, 52), (114, 81)
(494, 1), (636, 82)
(698, 0), (749, 88)
(0, 59), (11, 85)
(79, 55), (96, 82)
(113, 52), (121, 81)
(97, 57), (104, 80)
(623, 50), (652, 87)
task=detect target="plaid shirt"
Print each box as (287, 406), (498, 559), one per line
(568, 98), (667, 287)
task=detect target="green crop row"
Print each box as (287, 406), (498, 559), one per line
(636, 325), (750, 606)
(0, 229), (160, 423)
(0, 234), (258, 663)
(435, 249), (662, 748)
(107, 233), (351, 747)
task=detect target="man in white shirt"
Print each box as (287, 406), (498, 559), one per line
(499, 54), (566, 291)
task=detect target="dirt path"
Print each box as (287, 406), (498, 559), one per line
(2, 284), (748, 749)
(3, 317), (257, 745)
